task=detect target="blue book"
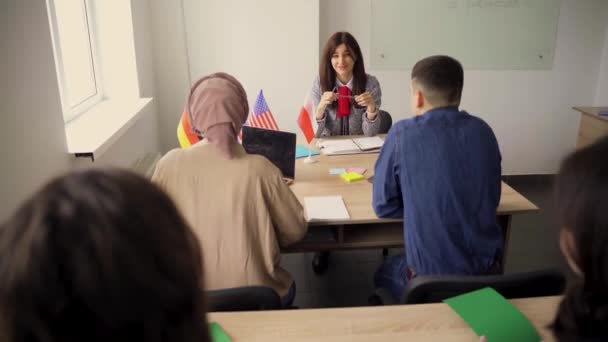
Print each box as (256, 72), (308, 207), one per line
(296, 145), (320, 159)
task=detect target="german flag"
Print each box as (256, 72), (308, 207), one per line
(177, 109), (202, 148)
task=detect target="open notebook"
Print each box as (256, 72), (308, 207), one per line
(319, 136), (384, 155)
(304, 196), (350, 222)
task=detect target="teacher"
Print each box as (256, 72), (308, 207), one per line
(312, 31), (383, 137)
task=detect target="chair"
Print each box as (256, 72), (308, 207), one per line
(206, 286), (283, 312)
(378, 110), (393, 134)
(369, 268), (566, 305)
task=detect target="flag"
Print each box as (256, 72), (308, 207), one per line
(297, 94), (315, 144)
(177, 108), (202, 148)
(246, 90), (279, 130)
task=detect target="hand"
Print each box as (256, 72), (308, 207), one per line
(316, 91), (338, 119)
(479, 336), (487, 342)
(355, 92), (376, 114)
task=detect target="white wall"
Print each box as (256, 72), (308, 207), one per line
(148, 0), (607, 173)
(595, 18), (608, 106)
(149, 0), (191, 152)
(182, 0), (320, 139)
(0, 0), (72, 220)
(0, 0), (160, 222)
(150, 0), (320, 153)
(321, 0), (608, 174)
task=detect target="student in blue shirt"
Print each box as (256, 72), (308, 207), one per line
(372, 55), (503, 301)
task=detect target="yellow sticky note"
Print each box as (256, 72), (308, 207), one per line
(340, 172), (364, 183)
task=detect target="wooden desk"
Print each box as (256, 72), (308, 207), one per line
(573, 107), (608, 148)
(209, 295), (561, 342)
(286, 141), (538, 260)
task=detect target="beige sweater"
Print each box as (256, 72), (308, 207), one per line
(152, 140), (307, 297)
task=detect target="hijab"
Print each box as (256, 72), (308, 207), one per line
(187, 72), (249, 159)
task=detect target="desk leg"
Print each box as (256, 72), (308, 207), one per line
(312, 251), (330, 274)
(312, 225), (343, 274)
(498, 215), (512, 273)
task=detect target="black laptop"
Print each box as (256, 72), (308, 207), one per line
(241, 126), (296, 179)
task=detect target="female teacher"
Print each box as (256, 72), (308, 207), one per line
(312, 31), (382, 137)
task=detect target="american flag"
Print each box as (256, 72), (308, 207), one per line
(246, 90), (279, 130)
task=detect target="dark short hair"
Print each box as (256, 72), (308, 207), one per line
(411, 55), (464, 106)
(552, 136), (608, 341)
(319, 31), (367, 96)
(0, 168), (209, 342)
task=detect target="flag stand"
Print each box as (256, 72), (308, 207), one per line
(303, 152), (318, 164)
(303, 141), (317, 164)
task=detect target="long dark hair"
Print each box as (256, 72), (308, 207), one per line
(552, 136), (608, 342)
(0, 168), (210, 342)
(319, 31), (367, 96)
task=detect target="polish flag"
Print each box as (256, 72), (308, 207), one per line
(297, 94), (315, 144)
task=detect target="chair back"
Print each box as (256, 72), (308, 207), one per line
(206, 286), (282, 312)
(402, 269), (566, 304)
(378, 110), (393, 134)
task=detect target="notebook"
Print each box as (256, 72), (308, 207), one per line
(241, 126), (296, 179)
(304, 196), (350, 222)
(319, 139), (360, 155)
(319, 137), (384, 155)
(352, 136), (384, 151)
(209, 322), (231, 342)
(444, 288), (540, 342)
(295, 145), (320, 159)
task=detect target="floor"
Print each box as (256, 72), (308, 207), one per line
(281, 176), (570, 308)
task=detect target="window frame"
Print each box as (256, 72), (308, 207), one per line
(47, 0), (103, 123)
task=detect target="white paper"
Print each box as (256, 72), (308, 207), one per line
(304, 196), (350, 221)
(352, 136), (384, 151)
(320, 139), (361, 155)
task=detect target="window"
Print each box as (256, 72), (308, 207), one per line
(47, 0), (102, 122)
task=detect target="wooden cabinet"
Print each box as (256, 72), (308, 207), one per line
(574, 107), (608, 148)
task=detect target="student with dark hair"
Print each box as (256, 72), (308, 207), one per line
(552, 136), (608, 342)
(372, 55), (503, 300)
(0, 168), (210, 342)
(312, 31), (383, 137)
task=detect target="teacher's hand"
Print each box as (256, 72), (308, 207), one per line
(355, 92), (376, 115)
(316, 91), (337, 119)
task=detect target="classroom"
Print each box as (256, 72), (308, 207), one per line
(1, 0), (607, 341)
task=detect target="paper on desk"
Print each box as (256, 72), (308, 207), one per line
(340, 172), (365, 183)
(319, 139), (361, 155)
(444, 288), (540, 342)
(352, 136), (384, 151)
(347, 167), (367, 175)
(304, 196), (350, 221)
(209, 322), (232, 342)
(329, 168), (346, 175)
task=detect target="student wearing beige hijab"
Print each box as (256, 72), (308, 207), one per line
(152, 72), (307, 306)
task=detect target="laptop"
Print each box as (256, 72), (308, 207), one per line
(241, 126), (296, 180)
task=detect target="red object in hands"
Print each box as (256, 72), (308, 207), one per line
(336, 86), (351, 118)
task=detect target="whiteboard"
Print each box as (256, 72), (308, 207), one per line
(371, 0), (561, 69)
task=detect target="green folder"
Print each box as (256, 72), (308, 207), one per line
(444, 287), (540, 342)
(209, 322), (232, 342)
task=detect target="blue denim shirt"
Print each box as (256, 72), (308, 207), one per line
(372, 106), (503, 275)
